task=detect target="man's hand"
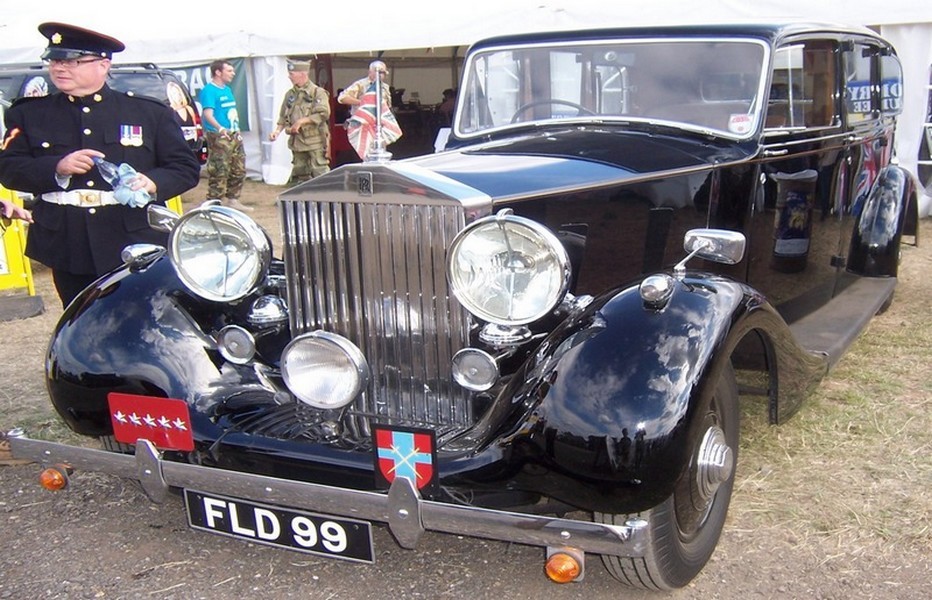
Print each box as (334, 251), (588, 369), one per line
(56, 149), (105, 176)
(126, 171), (157, 195)
(0, 199), (33, 223)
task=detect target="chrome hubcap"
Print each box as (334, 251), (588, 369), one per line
(696, 425), (734, 501)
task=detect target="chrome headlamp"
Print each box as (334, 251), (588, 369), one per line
(447, 210), (570, 326)
(168, 205), (271, 302)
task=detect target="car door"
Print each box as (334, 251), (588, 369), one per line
(753, 36), (848, 318)
(838, 37), (904, 268)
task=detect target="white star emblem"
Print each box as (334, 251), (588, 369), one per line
(129, 413), (142, 426)
(143, 414), (157, 427)
(172, 418), (188, 431)
(158, 416), (173, 429)
(113, 410), (127, 423)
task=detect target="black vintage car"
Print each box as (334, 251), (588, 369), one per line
(10, 23), (920, 590)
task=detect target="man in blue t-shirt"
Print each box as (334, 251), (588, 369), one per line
(199, 60), (250, 211)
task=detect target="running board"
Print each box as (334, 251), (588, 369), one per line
(788, 277), (895, 370)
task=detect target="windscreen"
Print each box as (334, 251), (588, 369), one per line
(456, 38), (769, 139)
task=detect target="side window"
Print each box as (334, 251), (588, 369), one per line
(766, 41), (836, 129)
(879, 53), (903, 116)
(843, 43), (875, 124)
(919, 65), (932, 192)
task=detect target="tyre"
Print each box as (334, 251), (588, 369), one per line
(99, 435), (135, 454)
(596, 365), (739, 590)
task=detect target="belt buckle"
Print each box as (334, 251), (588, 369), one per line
(79, 191), (101, 207)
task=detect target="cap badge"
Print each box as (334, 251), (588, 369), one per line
(51, 32), (63, 45)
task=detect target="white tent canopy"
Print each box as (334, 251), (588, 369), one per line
(0, 1), (927, 61)
(1, 1), (929, 212)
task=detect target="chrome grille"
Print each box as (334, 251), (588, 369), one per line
(280, 184), (475, 439)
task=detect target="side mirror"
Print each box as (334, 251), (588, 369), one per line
(147, 203), (180, 233)
(675, 229), (746, 275)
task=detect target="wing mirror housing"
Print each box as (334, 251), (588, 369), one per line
(675, 229), (746, 275)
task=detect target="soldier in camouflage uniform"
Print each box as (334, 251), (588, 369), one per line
(269, 60), (331, 185)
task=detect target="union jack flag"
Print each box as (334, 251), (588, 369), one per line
(346, 81), (402, 160)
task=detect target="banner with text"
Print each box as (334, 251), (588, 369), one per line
(168, 57), (250, 132)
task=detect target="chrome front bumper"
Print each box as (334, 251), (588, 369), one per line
(10, 435), (648, 557)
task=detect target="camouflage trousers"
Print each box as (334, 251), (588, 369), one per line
(288, 148), (330, 186)
(205, 131), (246, 200)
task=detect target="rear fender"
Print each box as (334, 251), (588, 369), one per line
(848, 164), (920, 276)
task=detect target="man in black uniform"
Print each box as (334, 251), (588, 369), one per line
(0, 22), (200, 307)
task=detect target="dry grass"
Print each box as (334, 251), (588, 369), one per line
(730, 230), (932, 565)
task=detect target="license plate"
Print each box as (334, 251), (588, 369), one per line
(184, 489), (374, 563)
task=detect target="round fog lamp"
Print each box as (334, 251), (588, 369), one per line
(452, 348), (499, 391)
(282, 331), (369, 409)
(217, 325), (256, 364)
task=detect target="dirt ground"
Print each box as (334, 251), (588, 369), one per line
(1, 178), (930, 599)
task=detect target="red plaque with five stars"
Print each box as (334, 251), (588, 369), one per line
(107, 392), (194, 451)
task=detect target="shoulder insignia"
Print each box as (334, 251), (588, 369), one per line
(0, 128), (21, 152)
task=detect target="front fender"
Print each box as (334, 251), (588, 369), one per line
(47, 257), (234, 436)
(491, 274), (776, 513)
(848, 164), (919, 276)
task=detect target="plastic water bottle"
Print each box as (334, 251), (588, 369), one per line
(93, 157), (151, 208)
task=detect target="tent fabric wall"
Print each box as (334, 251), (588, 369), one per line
(879, 24), (932, 217)
(1, 1), (927, 69)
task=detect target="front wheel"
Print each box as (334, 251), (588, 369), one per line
(596, 365), (739, 590)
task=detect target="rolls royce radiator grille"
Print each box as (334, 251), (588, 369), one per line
(280, 195), (474, 439)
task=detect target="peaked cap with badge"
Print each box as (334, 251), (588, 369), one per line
(39, 21), (125, 60)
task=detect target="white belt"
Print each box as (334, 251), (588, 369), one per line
(42, 190), (119, 208)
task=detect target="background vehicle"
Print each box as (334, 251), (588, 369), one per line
(10, 23), (920, 590)
(0, 63), (207, 164)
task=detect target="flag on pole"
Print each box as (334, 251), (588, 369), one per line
(346, 81), (403, 160)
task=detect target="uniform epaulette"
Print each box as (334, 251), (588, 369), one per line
(119, 90), (167, 107)
(9, 95), (46, 109)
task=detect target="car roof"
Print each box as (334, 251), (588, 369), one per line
(0, 63), (191, 103)
(467, 22), (889, 53)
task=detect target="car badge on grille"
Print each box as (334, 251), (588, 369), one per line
(357, 171), (373, 196)
(373, 425), (438, 495)
(108, 392), (194, 451)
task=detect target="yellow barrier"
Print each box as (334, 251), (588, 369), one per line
(0, 186), (35, 296)
(167, 196), (183, 215)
